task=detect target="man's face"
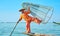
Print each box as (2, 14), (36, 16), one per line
(21, 10), (25, 13)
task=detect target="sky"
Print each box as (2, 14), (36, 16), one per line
(0, 0), (60, 22)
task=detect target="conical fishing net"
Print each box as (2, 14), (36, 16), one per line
(22, 2), (54, 24)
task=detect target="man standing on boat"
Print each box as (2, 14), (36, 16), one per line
(16, 7), (42, 33)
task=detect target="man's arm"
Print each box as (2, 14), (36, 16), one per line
(28, 7), (30, 13)
(16, 15), (22, 24)
(25, 7), (30, 14)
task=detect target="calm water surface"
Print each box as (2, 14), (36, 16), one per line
(0, 22), (60, 36)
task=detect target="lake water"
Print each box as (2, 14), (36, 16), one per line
(0, 22), (60, 36)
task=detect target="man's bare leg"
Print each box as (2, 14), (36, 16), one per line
(26, 21), (31, 33)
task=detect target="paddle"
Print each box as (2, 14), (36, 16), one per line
(9, 23), (18, 36)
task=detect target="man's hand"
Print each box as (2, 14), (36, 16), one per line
(16, 17), (22, 24)
(16, 20), (19, 24)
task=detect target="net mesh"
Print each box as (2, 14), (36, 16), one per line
(22, 2), (54, 24)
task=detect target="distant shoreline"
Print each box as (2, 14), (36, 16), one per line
(53, 21), (60, 24)
(0, 22), (25, 23)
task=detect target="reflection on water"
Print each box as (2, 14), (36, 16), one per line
(0, 22), (60, 36)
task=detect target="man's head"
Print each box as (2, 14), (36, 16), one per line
(19, 9), (25, 13)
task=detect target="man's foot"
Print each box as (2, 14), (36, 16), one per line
(23, 31), (30, 34)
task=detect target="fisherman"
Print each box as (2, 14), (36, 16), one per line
(16, 7), (42, 33)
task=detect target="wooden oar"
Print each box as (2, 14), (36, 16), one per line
(9, 23), (18, 36)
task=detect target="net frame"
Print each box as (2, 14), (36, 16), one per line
(22, 2), (54, 24)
